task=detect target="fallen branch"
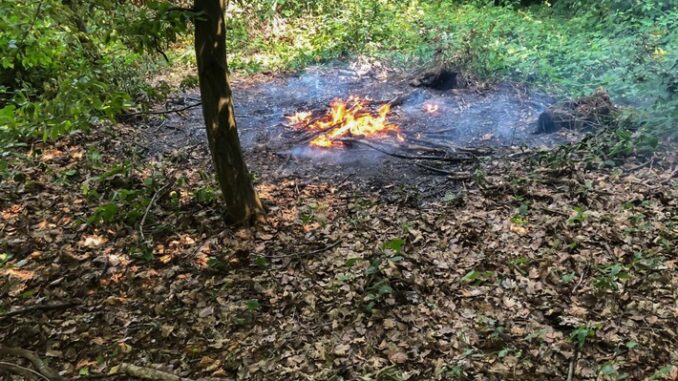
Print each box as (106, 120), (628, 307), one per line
(253, 240), (342, 259)
(0, 345), (64, 381)
(0, 301), (78, 320)
(113, 363), (227, 381)
(291, 122), (343, 145)
(338, 138), (475, 163)
(140, 179), (175, 241)
(0, 361), (50, 381)
(380, 91), (414, 108)
(415, 163), (472, 179)
(566, 346), (580, 381)
(124, 102), (202, 117)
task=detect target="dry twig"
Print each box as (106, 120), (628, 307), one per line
(0, 361), (51, 380)
(124, 102), (202, 117)
(114, 362), (227, 381)
(415, 163), (472, 179)
(338, 138), (475, 163)
(567, 347), (580, 381)
(0, 301), (78, 320)
(0, 345), (64, 381)
(140, 179), (175, 241)
(253, 240), (343, 259)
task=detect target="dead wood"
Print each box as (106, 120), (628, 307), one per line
(253, 239), (343, 259)
(0, 345), (64, 381)
(415, 163), (472, 179)
(291, 122), (342, 144)
(379, 91), (414, 108)
(405, 135), (493, 155)
(338, 138), (476, 163)
(535, 88), (618, 134)
(124, 102), (203, 117)
(114, 363), (227, 381)
(0, 361), (50, 380)
(566, 347), (580, 381)
(139, 178), (176, 241)
(0, 301), (78, 320)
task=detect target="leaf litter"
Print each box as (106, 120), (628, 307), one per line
(0, 105), (677, 380)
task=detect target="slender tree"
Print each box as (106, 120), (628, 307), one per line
(193, 0), (264, 224)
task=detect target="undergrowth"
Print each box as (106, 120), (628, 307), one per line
(225, 1), (676, 138)
(0, 0), (675, 170)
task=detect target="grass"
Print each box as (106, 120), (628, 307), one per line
(223, 1), (676, 136)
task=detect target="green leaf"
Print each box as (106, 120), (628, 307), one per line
(344, 257), (360, 267)
(382, 238), (404, 254)
(0, 252), (12, 266)
(207, 257), (227, 270)
(88, 203), (118, 224)
(254, 255), (269, 268)
(377, 283), (393, 295)
(462, 271), (481, 283)
(245, 299), (260, 312)
(0, 105), (16, 125)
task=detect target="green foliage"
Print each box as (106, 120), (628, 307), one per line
(1, 0), (674, 166)
(361, 237), (407, 313)
(570, 324), (598, 348)
(593, 263), (630, 291)
(461, 270), (495, 285)
(0, 0), (185, 147)
(225, 0), (675, 143)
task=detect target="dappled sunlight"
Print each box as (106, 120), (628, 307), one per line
(1, 204), (23, 221)
(1, 268), (35, 281)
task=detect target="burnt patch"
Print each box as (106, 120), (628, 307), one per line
(410, 67), (459, 91)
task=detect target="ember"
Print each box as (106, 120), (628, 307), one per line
(424, 103), (440, 113)
(287, 96), (403, 148)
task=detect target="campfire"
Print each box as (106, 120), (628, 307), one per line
(287, 96), (404, 148)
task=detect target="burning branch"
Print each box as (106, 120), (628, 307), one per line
(287, 96), (404, 148)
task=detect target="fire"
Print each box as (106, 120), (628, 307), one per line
(287, 96), (403, 148)
(424, 103), (440, 113)
(287, 111), (312, 125)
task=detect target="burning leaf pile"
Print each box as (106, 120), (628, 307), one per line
(287, 96), (404, 148)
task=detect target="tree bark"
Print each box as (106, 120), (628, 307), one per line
(194, 0), (264, 224)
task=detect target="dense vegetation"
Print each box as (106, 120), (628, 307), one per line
(1, 0), (675, 151)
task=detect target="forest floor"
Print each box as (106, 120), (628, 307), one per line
(1, 65), (677, 381)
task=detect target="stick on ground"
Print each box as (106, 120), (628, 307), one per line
(0, 346), (64, 381)
(0, 361), (51, 380)
(115, 363), (227, 381)
(0, 301), (78, 320)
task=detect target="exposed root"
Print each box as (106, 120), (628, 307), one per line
(114, 363), (227, 381)
(0, 361), (51, 380)
(0, 345), (64, 381)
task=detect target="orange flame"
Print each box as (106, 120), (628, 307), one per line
(287, 96), (402, 148)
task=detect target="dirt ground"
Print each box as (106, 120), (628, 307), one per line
(1, 63), (676, 381)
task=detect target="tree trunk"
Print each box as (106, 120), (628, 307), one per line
(194, 0), (264, 224)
